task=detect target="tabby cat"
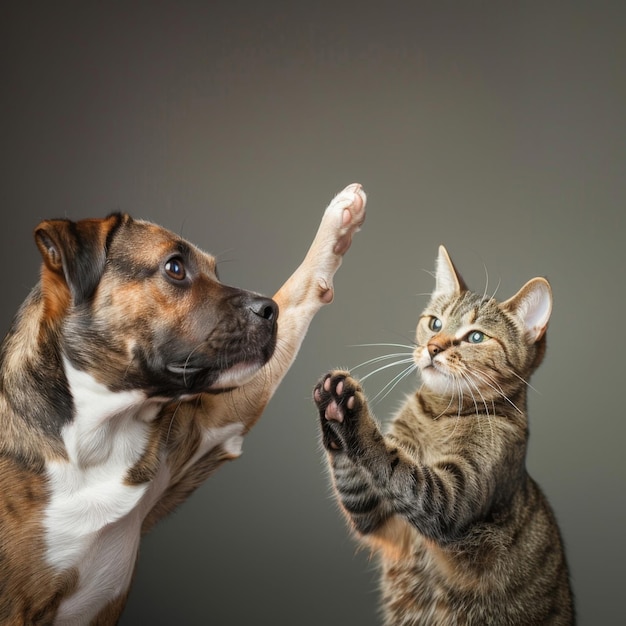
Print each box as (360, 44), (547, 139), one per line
(313, 245), (574, 625)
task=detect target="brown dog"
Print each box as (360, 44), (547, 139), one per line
(0, 184), (366, 624)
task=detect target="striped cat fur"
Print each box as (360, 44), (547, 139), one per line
(314, 245), (575, 625)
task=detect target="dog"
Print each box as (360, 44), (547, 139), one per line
(0, 183), (366, 625)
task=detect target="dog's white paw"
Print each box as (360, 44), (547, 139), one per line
(297, 183), (367, 306)
(324, 183), (367, 256)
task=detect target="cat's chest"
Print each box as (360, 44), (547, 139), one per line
(389, 399), (443, 453)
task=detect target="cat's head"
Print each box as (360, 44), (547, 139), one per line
(414, 246), (552, 408)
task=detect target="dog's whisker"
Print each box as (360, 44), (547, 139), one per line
(182, 345), (204, 388)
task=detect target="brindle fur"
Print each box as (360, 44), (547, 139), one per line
(0, 184), (366, 624)
(314, 246), (574, 625)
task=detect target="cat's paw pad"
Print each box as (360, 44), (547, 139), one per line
(313, 371), (363, 451)
(324, 183), (367, 256)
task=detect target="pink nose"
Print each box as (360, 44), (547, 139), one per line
(427, 340), (446, 359)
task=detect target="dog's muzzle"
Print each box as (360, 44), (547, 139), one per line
(156, 292), (279, 396)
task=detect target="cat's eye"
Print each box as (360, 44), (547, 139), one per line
(429, 317), (442, 332)
(467, 330), (487, 344)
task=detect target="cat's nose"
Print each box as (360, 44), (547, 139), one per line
(427, 340), (446, 359)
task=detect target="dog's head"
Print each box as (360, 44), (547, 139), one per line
(34, 213), (278, 397)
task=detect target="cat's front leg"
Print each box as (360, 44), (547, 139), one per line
(314, 370), (395, 534)
(314, 371), (467, 543)
(314, 371), (506, 543)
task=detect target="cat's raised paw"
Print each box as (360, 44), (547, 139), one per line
(313, 371), (363, 451)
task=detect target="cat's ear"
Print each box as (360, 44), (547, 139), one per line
(502, 278), (552, 343)
(433, 245), (468, 297)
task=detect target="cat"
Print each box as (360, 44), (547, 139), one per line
(313, 245), (575, 625)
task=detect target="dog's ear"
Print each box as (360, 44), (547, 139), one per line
(34, 213), (126, 314)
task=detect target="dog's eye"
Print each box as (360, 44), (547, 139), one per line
(164, 257), (186, 281)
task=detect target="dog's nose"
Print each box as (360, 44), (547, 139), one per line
(248, 297), (278, 323)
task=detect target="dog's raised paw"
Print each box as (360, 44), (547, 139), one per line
(303, 183), (367, 306)
(325, 183), (367, 256)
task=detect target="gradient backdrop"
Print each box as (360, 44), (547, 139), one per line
(2, 2), (624, 625)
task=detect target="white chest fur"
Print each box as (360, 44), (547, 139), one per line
(45, 361), (165, 623)
(45, 361), (247, 624)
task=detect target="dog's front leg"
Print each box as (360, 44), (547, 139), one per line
(191, 183), (366, 432)
(227, 182), (367, 428)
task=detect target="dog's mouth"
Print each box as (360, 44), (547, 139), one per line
(166, 363), (204, 376)
(165, 359), (264, 392)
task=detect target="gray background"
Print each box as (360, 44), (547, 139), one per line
(2, 2), (624, 625)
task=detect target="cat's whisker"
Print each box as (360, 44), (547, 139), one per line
(471, 366), (507, 393)
(466, 370), (491, 413)
(473, 367), (515, 401)
(481, 263), (490, 303)
(509, 369), (541, 394)
(459, 371), (484, 418)
(462, 377), (487, 437)
(460, 370), (496, 446)
(359, 358), (415, 384)
(468, 368), (509, 400)
(484, 360), (539, 395)
(447, 382), (464, 440)
(350, 342), (416, 350)
(468, 368), (523, 415)
(489, 276), (502, 302)
(430, 379), (456, 420)
(460, 376), (479, 420)
(370, 363), (417, 404)
(351, 352), (413, 372)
